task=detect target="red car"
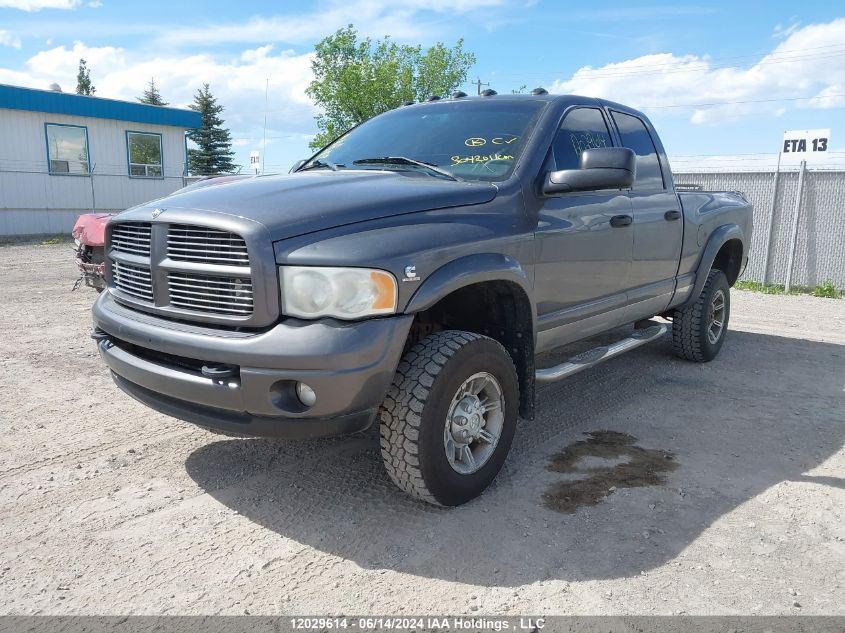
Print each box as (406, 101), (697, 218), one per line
(72, 175), (253, 290)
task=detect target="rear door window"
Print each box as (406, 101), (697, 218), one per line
(610, 111), (665, 190)
(551, 107), (613, 171)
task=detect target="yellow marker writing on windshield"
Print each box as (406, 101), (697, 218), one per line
(451, 153), (514, 165)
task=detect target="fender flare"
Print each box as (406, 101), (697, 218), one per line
(688, 224), (745, 303)
(403, 253), (534, 323)
(403, 252), (536, 420)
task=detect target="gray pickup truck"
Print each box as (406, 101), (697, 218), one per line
(92, 92), (751, 505)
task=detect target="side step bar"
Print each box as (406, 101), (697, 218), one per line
(535, 322), (669, 383)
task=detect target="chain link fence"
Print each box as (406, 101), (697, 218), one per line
(674, 169), (845, 290)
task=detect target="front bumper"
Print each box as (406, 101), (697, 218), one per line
(93, 291), (413, 438)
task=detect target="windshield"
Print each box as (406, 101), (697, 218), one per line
(305, 100), (546, 182)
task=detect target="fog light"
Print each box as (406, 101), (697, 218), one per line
(295, 382), (317, 407)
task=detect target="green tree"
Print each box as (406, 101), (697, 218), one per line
(138, 78), (168, 106)
(187, 83), (237, 175)
(306, 25), (475, 149)
(75, 59), (96, 96)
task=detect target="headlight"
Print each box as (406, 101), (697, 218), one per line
(280, 266), (398, 319)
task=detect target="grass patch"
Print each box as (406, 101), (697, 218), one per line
(0, 234), (72, 247)
(811, 280), (842, 299)
(735, 279), (841, 299)
(734, 280), (793, 295)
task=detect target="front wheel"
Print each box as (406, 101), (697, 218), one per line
(379, 331), (519, 506)
(672, 269), (731, 362)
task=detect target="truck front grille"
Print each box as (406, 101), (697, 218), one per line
(108, 220), (258, 324)
(168, 272), (254, 316)
(167, 225), (249, 265)
(111, 222), (151, 256)
(112, 260), (153, 302)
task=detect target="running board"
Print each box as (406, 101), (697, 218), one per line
(535, 322), (669, 383)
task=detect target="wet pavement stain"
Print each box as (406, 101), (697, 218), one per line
(543, 430), (678, 513)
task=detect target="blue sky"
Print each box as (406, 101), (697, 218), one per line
(1, 0), (843, 173)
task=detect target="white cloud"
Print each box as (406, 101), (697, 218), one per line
(549, 18), (845, 125)
(0, 29), (22, 48)
(3, 40), (313, 117)
(0, 39), (317, 171)
(158, 0), (505, 46)
(0, 0), (81, 10)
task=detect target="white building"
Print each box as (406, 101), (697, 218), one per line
(0, 84), (201, 235)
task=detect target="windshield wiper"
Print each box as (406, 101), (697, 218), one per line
(352, 156), (460, 181)
(299, 159), (341, 172)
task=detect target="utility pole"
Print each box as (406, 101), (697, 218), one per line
(261, 78), (268, 175)
(784, 159), (807, 293)
(473, 76), (490, 95)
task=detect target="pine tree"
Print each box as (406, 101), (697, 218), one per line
(186, 84), (237, 175)
(138, 78), (168, 106)
(76, 59), (96, 96)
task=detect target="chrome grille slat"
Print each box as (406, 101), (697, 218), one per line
(168, 281), (253, 294)
(112, 260), (153, 301)
(167, 224), (249, 265)
(113, 275), (151, 290)
(165, 252), (249, 263)
(170, 277), (252, 290)
(113, 266), (151, 279)
(170, 295), (252, 308)
(168, 233), (246, 242)
(113, 270), (151, 284)
(167, 271), (254, 316)
(167, 287), (253, 302)
(111, 223), (152, 257)
(168, 244), (247, 252)
(113, 234), (150, 242)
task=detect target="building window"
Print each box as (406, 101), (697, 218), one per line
(46, 124), (90, 174)
(127, 131), (163, 177)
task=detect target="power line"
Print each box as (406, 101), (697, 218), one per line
(493, 45), (845, 79)
(641, 93), (845, 109)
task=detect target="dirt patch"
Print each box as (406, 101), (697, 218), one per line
(543, 431), (678, 513)
(1, 244), (843, 615)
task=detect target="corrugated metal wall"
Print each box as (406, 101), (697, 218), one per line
(0, 109), (189, 235)
(676, 170), (845, 289)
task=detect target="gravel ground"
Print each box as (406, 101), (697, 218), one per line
(0, 241), (843, 616)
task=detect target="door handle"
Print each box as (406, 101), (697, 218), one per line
(664, 210), (682, 221)
(610, 214), (632, 228)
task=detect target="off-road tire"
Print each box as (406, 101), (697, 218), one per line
(379, 331), (519, 506)
(672, 269), (730, 362)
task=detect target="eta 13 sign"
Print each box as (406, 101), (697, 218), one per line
(781, 129), (831, 165)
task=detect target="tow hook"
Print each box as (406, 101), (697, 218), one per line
(201, 363), (239, 379)
(90, 328), (110, 343)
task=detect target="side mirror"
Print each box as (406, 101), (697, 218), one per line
(543, 147), (636, 194)
(289, 159), (307, 173)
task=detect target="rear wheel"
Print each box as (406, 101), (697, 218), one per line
(672, 269), (730, 362)
(379, 331), (519, 506)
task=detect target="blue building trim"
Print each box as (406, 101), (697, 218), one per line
(1, 84), (201, 129)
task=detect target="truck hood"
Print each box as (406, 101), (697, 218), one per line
(129, 170), (498, 241)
